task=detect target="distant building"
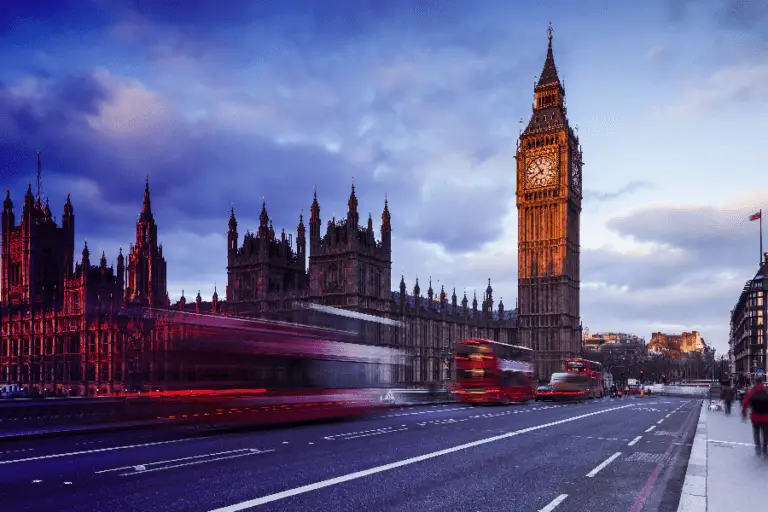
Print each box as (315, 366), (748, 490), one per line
(729, 254), (768, 379)
(582, 330), (645, 349)
(648, 331), (707, 357)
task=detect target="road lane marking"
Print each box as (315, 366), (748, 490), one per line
(0, 438), (203, 465)
(207, 404), (635, 511)
(539, 494), (568, 512)
(645, 426), (656, 433)
(709, 440), (753, 447)
(628, 436), (642, 447)
(117, 450), (274, 476)
(95, 448), (255, 474)
(586, 452), (622, 478)
(657, 419), (664, 424)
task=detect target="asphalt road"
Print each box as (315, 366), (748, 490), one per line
(0, 396), (700, 512)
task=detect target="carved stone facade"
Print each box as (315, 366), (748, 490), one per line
(214, 184), (517, 386)
(0, 171), (176, 396)
(516, 28), (582, 380)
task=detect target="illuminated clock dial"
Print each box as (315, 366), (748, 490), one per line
(526, 157), (556, 188)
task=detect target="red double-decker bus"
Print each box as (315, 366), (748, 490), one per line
(453, 339), (535, 404)
(564, 358), (605, 398)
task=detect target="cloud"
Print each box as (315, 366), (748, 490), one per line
(575, 191), (768, 352)
(584, 180), (655, 202)
(662, 62), (768, 117)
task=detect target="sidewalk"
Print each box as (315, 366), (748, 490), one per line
(677, 400), (766, 511)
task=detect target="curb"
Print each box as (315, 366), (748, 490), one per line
(677, 401), (707, 512)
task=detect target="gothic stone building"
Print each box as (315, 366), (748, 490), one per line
(516, 27), (583, 380)
(218, 184), (517, 386)
(0, 174), (181, 396)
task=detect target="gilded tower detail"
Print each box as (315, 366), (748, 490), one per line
(516, 26), (583, 380)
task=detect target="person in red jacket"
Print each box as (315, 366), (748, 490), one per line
(742, 376), (768, 456)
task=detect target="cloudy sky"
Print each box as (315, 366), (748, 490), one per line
(1, 0), (766, 353)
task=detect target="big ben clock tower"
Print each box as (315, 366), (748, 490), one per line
(516, 25), (582, 381)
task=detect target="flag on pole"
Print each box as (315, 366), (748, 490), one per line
(750, 211), (762, 221)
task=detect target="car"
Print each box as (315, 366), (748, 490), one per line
(535, 385), (554, 401)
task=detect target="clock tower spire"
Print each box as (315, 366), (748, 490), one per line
(516, 24), (583, 381)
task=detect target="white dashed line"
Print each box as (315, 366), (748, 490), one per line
(586, 452), (622, 478)
(628, 436), (642, 447)
(539, 494), (568, 512)
(645, 426), (656, 433)
(657, 419), (664, 424)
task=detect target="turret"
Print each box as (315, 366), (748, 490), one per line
(259, 198), (269, 238)
(381, 194), (391, 249)
(116, 247), (125, 294)
(62, 193), (75, 278)
(179, 290), (186, 310)
(347, 180), (359, 230)
(2, 189), (14, 237)
(297, 210), (306, 262)
(195, 290), (202, 313)
(81, 240), (90, 267)
(484, 278), (494, 317)
(1, 189), (14, 304)
(23, 183), (34, 218)
(228, 205), (238, 260)
(212, 285), (219, 313)
(309, 186), (321, 249)
(498, 298), (505, 320)
(100, 250), (107, 270)
(427, 277), (434, 309)
(399, 275), (406, 313)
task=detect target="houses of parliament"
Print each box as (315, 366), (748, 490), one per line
(0, 29), (582, 396)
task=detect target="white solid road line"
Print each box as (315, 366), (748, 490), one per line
(0, 438), (202, 465)
(539, 494), (568, 512)
(645, 426), (656, 433)
(586, 452), (622, 478)
(95, 448), (255, 474)
(628, 436), (642, 447)
(207, 404), (635, 512)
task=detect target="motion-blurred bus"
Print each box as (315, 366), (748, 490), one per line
(121, 307), (404, 426)
(453, 339), (535, 404)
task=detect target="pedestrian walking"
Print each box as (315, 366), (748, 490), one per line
(722, 384), (734, 415)
(742, 376), (768, 456)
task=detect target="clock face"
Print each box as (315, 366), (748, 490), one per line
(570, 157), (582, 194)
(526, 156), (557, 188)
